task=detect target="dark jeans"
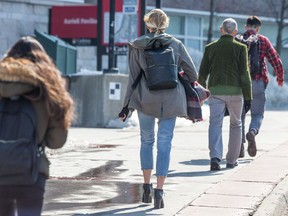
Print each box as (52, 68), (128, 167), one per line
(0, 174), (46, 216)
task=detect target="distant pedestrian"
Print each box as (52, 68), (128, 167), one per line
(119, 9), (198, 208)
(0, 36), (75, 216)
(198, 18), (252, 171)
(235, 16), (284, 158)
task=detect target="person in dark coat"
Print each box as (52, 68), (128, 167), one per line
(0, 36), (75, 216)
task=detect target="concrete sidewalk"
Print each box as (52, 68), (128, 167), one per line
(42, 110), (288, 216)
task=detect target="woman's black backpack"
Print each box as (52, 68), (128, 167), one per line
(0, 96), (40, 185)
(142, 40), (178, 90)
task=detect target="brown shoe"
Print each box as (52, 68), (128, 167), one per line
(246, 130), (257, 157)
(239, 143), (245, 158)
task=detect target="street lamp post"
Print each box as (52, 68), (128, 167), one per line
(156, 0), (161, 8)
(140, 0), (146, 35)
(104, 0), (118, 73)
(97, 0), (103, 71)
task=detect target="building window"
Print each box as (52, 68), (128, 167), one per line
(187, 39), (201, 50)
(167, 13), (206, 52)
(187, 17), (201, 36)
(168, 15), (185, 35)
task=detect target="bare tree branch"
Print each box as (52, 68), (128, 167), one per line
(267, 0), (279, 18)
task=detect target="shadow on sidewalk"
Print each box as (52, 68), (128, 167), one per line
(180, 159), (210, 166)
(73, 204), (156, 216)
(167, 158), (253, 177)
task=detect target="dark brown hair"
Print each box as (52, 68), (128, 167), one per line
(4, 36), (75, 128)
(246, 16), (262, 28)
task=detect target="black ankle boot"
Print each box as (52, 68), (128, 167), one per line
(142, 183), (153, 203)
(154, 188), (164, 209)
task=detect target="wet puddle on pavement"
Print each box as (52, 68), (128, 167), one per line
(88, 144), (121, 149)
(77, 160), (127, 179)
(44, 180), (142, 212)
(44, 144), (142, 214)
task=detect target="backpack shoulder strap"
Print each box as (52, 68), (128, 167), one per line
(131, 71), (143, 90)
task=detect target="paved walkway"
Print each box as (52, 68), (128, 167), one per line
(42, 110), (288, 216)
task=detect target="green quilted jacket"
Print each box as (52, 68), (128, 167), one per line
(198, 35), (252, 100)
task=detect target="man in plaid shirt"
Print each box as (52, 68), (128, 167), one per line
(238, 16), (284, 158)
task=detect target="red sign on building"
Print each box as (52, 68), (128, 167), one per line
(50, 5), (97, 38)
(50, 1), (141, 46)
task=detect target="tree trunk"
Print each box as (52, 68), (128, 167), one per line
(275, 0), (286, 55)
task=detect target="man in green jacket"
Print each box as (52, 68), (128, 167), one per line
(198, 18), (252, 171)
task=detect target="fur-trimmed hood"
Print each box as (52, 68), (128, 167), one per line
(0, 58), (41, 98)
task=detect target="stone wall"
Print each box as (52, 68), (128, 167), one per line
(0, 1), (49, 55)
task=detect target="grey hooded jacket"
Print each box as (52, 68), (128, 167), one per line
(123, 33), (198, 118)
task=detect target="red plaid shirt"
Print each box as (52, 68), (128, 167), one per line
(244, 30), (284, 85)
